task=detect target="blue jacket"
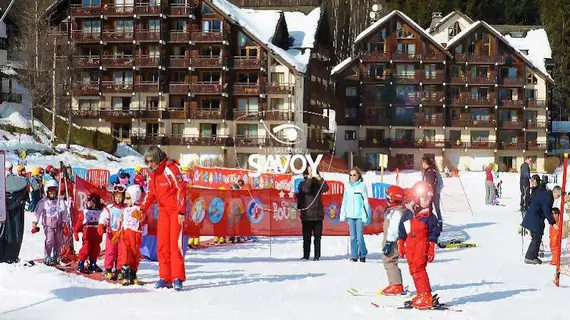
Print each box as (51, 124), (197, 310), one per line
(398, 206), (440, 243)
(340, 180), (372, 223)
(521, 187), (556, 233)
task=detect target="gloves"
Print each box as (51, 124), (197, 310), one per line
(398, 239), (406, 258)
(97, 224), (105, 236)
(62, 224), (70, 236)
(131, 209), (144, 221)
(111, 231), (121, 244)
(427, 242), (436, 263)
(73, 232), (79, 242)
(31, 224), (40, 234)
(383, 241), (395, 256)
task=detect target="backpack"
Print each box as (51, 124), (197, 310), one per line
(435, 170), (444, 194)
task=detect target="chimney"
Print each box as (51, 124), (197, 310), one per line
(430, 12), (443, 30)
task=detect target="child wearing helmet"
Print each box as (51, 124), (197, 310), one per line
(398, 181), (441, 309)
(74, 193), (105, 273)
(28, 167), (44, 212)
(116, 185), (147, 285)
(380, 185), (408, 296)
(31, 180), (70, 266)
(17, 165), (27, 178)
(98, 184), (127, 280)
(134, 166), (146, 192)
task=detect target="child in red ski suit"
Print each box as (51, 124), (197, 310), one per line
(116, 185), (147, 285)
(74, 193), (105, 273)
(550, 208), (561, 266)
(98, 184), (126, 280)
(398, 181), (441, 309)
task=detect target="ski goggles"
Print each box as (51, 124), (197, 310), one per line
(113, 184), (126, 193)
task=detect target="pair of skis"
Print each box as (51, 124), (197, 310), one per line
(347, 287), (462, 312)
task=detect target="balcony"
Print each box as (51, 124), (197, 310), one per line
(394, 72), (421, 84)
(421, 70), (445, 84)
(416, 139), (446, 149)
(527, 99), (546, 109)
(135, 3), (162, 15)
(449, 96), (466, 105)
(455, 54), (507, 64)
(102, 30), (134, 42)
(138, 109), (160, 118)
(134, 55), (160, 67)
(445, 140), (466, 148)
(101, 81), (133, 93)
(134, 81), (159, 92)
(467, 72), (497, 85)
(498, 141), (525, 150)
(499, 119), (524, 130)
(232, 56), (261, 69)
(191, 31), (226, 43)
(526, 119), (547, 129)
(98, 109), (138, 118)
(169, 56), (191, 68)
(172, 136), (233, 147)
(390, 139), (416, 148)
(361, 110), (389, 126)
(73, 81), (99, 95)
(471, 117), (496, 128)
(499, 77), (525, 86)
(421, 93), (445, 105)
(193, 56), (224, 68)
(465, 96), (496, 106)
(74, 56), (100, 68)
(169, 31), (189, 42)
(265, 110), (294, 121)
(393, 96), (421, 106)
(102, 4), (134, 16)
(414, 113), (444, 127)
(169, 4), (197, 16)
(450, 114), (469, 127)
(468, 141), (497, 149)
(361, 51), (391, 62)
(71, 4), (101, 16)
(233, 108), (262, 121)
(233, 84), (260, 95)
(527, 141), (547, 150)
(500, 99), (525, 108)
(360, 72), (389, 83)
(191, 83), (223, 95)
(101, 55), (133, 68)
(169, 82), (189, 94)
(235, 135), (268, 147)
(449, 75), (466, 84)
(359, 138), (390, 148)
(163, 108), (187, 119)
(266, 83), (293, 95)
(71, 109), (99, 118)
(0, 93), (22, 103)
(72, 31), (101, 42)
(423, 52), (447, 62)
(391, 51), (421, 62)
(131, 134), (166, 145)
(190, 108), (225, 119)
(135, 30), (160, 42)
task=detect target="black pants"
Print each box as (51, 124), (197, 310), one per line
(302, 220), (323, 259)
(520, 184), (530, 212)
(525, 231), (543, 260)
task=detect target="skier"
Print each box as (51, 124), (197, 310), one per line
(28, 167), (44, 212)
(17, 165), (27, 179)
(5, 161), (14, 177)
(98, 184), (127, 280)
(380, 185), (407, 295)
(134, 166), (146, 192)
(31, 180), (70, 266)
(550, 207), (562, 266)
(117, 185), (147, 285)
(74, 193), (105, 273)
(398, 181), (441, 309)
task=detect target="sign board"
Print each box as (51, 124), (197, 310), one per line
(552, 121), (570, 133)
(379, 154), (389, 169)
(0, 152), (6, 223)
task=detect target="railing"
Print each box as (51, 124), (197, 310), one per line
(415, 139), (446, 148)
(191, 31), (226, 42)
(135, 55), (160, 67)
(163, 108), (187, 119)
(266, 83), (293, 95)
(232, 56), (261, 69)
(233, 108), (263, 120)
(99, 109), (138, 118)
(421, 93), (445, 104)
(468, 141), (497, 149)
(450, 115), (469, 127)
(499, 77), (526, 86)
(169, 4), (197, 16)
(413, 113), (444, 127)
(498, 141), (525, 150)
(74, 55), (100, 68)
(360, 51), (391, 62)
(471, 118), (496, 127)
(136, 30), (160, 42)
(445, 140), (466, 148)
(359, 138), (390, 148)
(135, 3), (162, 15)
(467, 72), (497, 85)
(527, 141), (547, 150)
(499, 120), (524, 129)
(449, 96), (466, 105)
(72, 31), (101, 42)
(392, 96), (421, 105)
(101, 55), (134, 68)
(71, 109), (100, 118)
(169, 82), (189, 94)
(130, 134), (166, 145)
(390, 139), (416, 148)
(101, 81), (133, 93)
(465, 97), (496, 105)
(265, 110), (294, 121)
(169, 55), (191, 68)
(361, 110), (389, 125)
(391, 51), (421, 62)
(0, 93), (22, 103)
(169, 31), (190, 42)
(191, 83), (223, 94)
(233, 84), (260, 95)
(449, 75), (466, 84)
(73, 81), (99, 95)
(527, 99), (546, 109)
(500, 99), (525, 108)
(193, 56), (224, 68)
(102, 4), (134, 15)
(455, 54), (507, 64)
(102, 30), (134, 42)
(420, 70), (445, 83)
(134, 81), (159, 92)
(526, 119), (547, 129)
(394, 72), (422, 84)
(190, 108), (225, 119)
(71, 4), (101, 16)
(234, 135), (268, 147)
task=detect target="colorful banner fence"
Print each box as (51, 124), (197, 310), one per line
(191, 165), (293, 191)
(74, 177), (388, 237)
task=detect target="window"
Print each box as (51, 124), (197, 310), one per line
(172, 19), (187, 31)
(471, 87), (489, 99)
(169, 96), (185, 109)
(82, 20), (100, 33)
(202, 21), (222, 32)
(114, 20), (134, 32)
(521, 49), (529, 55)
(525, 89), (537, 99)
(112, 97), (131, 110)
(367, 42), (385, 53)
(171, 46), (186, 56)
(345, 87), (357, 97)
(396, 22), (414, 39)
(449, 130), (461, 141)
(140, 71), (159, 81)
(200, 71), (221, 82)
(450, 87), (461, 98)
(237, 72), (259, 84)
(146, 123), (159, 136)
(147, 97), (159, 110)
(450, 65), (463, 77)
(368, 28), (386, 53)
(237, 124), (258, 137)
(395, 129), (414, 140)
(448, 21), (461, 37)
(424, 64), (436, 77)
(240, 46), (258, 58)
(200, 98), (220, 110)
(81, 47), (100, 56)
(396, 85), (417, 102)
(200, 123), (218, 137)
(368, 65), (385, 79)
(395, 107), (415, 122)
(423, 129), (436, 141)
(171, 71), (186, 82)
(111, 45), (132, 56)
(345, 108), (357, 119)
(237, 153), (252, 169)
(82, 0), (100, 7)
(471, 66), (488, 78)
(366, 129), (384, 140)
(396, 43), (415, 55)
(396, 64), (414, 77)
(80, 71), (100, 83)
(271, 72), (285, 85)
(172, 123), (184, 136)
(270, 98), (285, 110)
(112, 123), (131, 140)
(113, 71), (133, 84)
(202, 3), (214, 14)
(200, 45), (221, 57)
(79, 99), (99, 110)
(345, 130), (356, 140)
(146, 19), (160, 31)
(237, 98), (259, 112)
(238, 31), (255, 47)
(526, 72), (537, 85)
(367, 153), (381, 169)
(501, 67), (518, 78)
(472, 109), (490, 121)
(141, 45), (160, 57)
(482, 33), (491, 55)
(471, 131), (489, 142)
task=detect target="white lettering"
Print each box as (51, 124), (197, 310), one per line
(248, 154), (323, 177)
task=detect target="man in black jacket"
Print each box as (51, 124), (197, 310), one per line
(298, 168), (329, 261)
(520, 156), (532, 213)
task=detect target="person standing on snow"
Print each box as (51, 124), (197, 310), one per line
(340, 167), (371, 262)
(484, 164), (496, 205)
(520, 156), (532, 213)
(421, 155), (443, 222)
(298, 168), (329, 261)
(74, 193), (104, 273)
(380, 185), (407, 295)
(98, 184), (127, 280)
(139, 146), (187, 290)
(28, 168), (44, 212)
(398, 181), (441, 309)
(522, 175), (557, 264)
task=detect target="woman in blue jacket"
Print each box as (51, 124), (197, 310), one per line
(340, 167), (372, 262)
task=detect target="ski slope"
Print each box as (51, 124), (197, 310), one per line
(0, 171), (568, 320)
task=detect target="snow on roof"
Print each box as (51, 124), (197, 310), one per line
(331, 56), (357, 76)
(505, 29), (552, 77)
(284, 8), (321, 49)
(210, 0), (318, 73)
(0, 65), (16, 76)
(354, 11), (397, 44)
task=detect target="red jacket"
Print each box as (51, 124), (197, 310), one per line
(485, 168), (493, 182)
(140, 158), (186, 214)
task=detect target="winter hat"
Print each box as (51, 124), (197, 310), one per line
(126, 185), (142, 204)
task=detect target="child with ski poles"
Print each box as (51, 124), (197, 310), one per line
(379, 185), (408, 296)
(398, 181), (441, 309)
(31, 180), (70, 266)
(74, 193), (105, 273)
(98, 184), (127, 280)
(115, 185), (147, 285)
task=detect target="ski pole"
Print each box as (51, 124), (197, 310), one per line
(458, 175), (474, 215)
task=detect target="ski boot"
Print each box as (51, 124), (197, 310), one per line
(539, 242), (545, 258)
(411, 292), (434, 310)
(154, 279), (172, 289)
(229, 236), (236, 243)
(105, 268), (116, 280)
(116, 269), (124, 281)
(173, 279), (183, 291)
(77, 261), (90, 273)
(188, 238), (194, 249)
(193, 238), (200, 246)
(130, 270), (140, 285)
(381, 284), (404, 296)
(89, 261), (103, 272)
(121, 266), (131, 286)
(43, 256), (54, 267)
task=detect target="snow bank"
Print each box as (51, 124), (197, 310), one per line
(114, 142), (142, 158)
(0, 104), (29, 128)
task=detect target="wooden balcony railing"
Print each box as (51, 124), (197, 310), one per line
(500, 99), (525, 108)
(232, 56), (261, 69)
(169, 83), (189, 94)
(527, 99), (547, 109)
(71, 4), (101, 16)
(395, 72), (422, 84)
(71, 109), (100, 118)
(72, 31), (101, 42)
(450, 115), (469, 127)
(169, 56), (191, 68)
(455, 54), (507, 64)
(467, 72), (497, 85)
(450, 96), (466, 105)
(499, 77), (526, 86)
(102, 30), (134, 42)
(445, 140), (466, 148)
(420, 70), (445, 83)
(135, 30), (160, 42)
(527, 141), (547, 150)
(421, 93), (445, 104)
(74, 55), (100, 68)
(265, 110), (294, 121)
(360, 51), (391, 62)
(415, 139), (446, 148)
(102, 4), (134, 15)
(471, 117), (496, 127)
(468, 141), (497, 149)
(99, 109), (139, 118)
(134, 81), (159, 92)
(73, 81), (99, 95)
(266, 83), (293, 95)
(193, 56), (224, 68)
(190, 108), (225, 119)
(361, 110), (389, 126)
(130, 134), (166, 145)
(135, 55), (160, 67)
(499, 120), (525, 130)
(233, 84), (260, 95)
(191, 31), (226, 42)
(163, 108), (187, 119)
(449, 75), (466, 84)
(393, 96), (421, 105)
(169, 4), (197, 16)
(135, 3), (162, 15)
(390, 139), (416, 148)
(526, 119), (547, 129)
(169, 31), (190, 42)
(191, 83), (223, 94)
(101, 55), (134, 68)
(498, 141), (525, 150)
(391, 51), (421, 62)
(359, 138), (390, 148)
(414, 113), (444, 127)
(422, 52), (446, 62)
(465, 97), (496, 106)
(234, 135), (268, 147)
(101, 81), (133, 93)
(233, 108), (263, 120)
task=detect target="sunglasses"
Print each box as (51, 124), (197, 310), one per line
(113, 185), (126, 192)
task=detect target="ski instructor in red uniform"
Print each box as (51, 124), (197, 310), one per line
(140, 146), (187, 290)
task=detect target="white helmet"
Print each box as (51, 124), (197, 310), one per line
(45, 179), (59, 189)
(5, 161), (13, 170)
(126, 185), (142, 204)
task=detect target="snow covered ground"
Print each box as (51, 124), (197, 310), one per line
(0, 171), (568, 320)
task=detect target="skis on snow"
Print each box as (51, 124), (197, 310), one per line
(347, 286), (409, 297)
(348, 289), (462, 312)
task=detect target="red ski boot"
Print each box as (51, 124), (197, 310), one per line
(412, 293), (434, 310)
(381, 284), (404, 296)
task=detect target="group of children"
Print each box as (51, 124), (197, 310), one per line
(31, 180), (148, 286)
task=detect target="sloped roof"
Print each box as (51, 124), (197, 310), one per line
(354, 10), (452, 58)
(330, 56), (358, 76)
(446, 21), (553, 83)
(428, 11), (474, 33)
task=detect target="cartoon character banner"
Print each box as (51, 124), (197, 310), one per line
(191, 165), (293, 191)
(75, 177), (388, 236)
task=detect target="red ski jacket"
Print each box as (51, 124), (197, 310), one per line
(140, 158), (186, 214)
